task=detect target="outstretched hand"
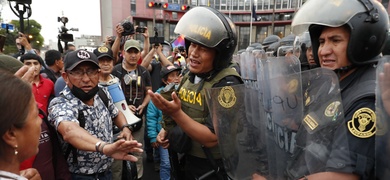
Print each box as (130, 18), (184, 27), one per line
(147, 89), (182, 117)
(103, 139), (143, 162)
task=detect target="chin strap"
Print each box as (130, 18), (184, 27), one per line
(333, 65), (355, 78)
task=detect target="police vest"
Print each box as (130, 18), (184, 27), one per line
(178, 68), (241, 159)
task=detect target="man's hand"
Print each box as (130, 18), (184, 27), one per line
(128, 105), (137, 113)
(20, 168), (41, 180)
(116, 24), (124, 38)
(103, 139), (143, 162)
(14, 65), (35, 83)
(151, 142), (159, 148)
(137, 104), (146, 115)
(117, 127), (133, 141)
(140, 26), (149, 39)
(147, 90), (182, 117)
(157, 128), (169, 149)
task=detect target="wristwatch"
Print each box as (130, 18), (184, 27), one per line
(121, 124), (133, 132)
(95, 141), (102, 152)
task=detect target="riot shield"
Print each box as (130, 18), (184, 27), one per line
(260, 55), (302, 180)
(375, 56), (390, 179)
(284, 68), (345, 179)
(206, 58), (347, 179)
(205, 84), (248, 179)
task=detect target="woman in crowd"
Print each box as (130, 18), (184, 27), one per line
(0, 71), (42, 179)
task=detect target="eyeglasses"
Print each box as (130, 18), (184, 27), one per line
(68, 69), (99, 79)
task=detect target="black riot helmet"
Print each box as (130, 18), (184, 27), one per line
(174, 6), (237, 71)
(262, 35), (280, 46)
(292, 0), (389, 66)
(262, 35), (281, 51)
(279, 34), (295, 47)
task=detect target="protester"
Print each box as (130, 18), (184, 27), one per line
(141, 42), (174, 172)
(41, 49), (63, 83)
(93, 45), (126, 180)
(111, 22), (150, 65)
(20, 53), (54, 114)
(13, 32), (36, 59)
(148, 6), (243, 179)
(141, 42), (174, 91)
(112, 39), (152, 180)
(48, 49), (143, 179)
(147, 65), (182, 180)
(0, 71), (42, 180)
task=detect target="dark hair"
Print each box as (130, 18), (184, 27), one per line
(178, 46), (185, 52)
(0, 71), (32, 152)
(20, 53), (44, 65)
(45, 49), (62, 66)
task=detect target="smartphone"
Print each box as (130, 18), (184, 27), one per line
(136, 27), (146, 33)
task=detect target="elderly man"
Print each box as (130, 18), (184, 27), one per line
(48, 49), (143, 179)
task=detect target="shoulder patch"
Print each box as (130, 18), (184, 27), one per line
(218, 86), (236, 108)
(347, 107), (376, 138)
(324, 101), (341, 119)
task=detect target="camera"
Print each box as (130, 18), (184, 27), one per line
(121, 20), (135, 36)
(149, 27), (165, 45)
(59, 33), (74, 43)
(136, 27), (146, 33)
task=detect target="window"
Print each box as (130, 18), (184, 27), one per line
(130, 0), (136, 16)
(256, 26), (268, 43)
(274, 26), (285, 38)
(239, 26), (250, 50)
(169, 24), (177, 41)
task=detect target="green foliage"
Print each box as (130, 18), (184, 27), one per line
(1, 19), (44, 55)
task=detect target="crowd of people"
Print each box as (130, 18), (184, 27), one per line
(1, 0), (390, 179)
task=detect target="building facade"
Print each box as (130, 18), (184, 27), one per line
(100, 0), (389, 51)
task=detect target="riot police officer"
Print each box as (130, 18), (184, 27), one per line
(148, 6), (243, 180)
(286, 0), (389, 179)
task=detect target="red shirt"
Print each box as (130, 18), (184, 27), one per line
(32, 75), (54, 114)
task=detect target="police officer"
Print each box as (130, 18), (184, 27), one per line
(262, 35), (280, 52)
(148, 6), (243, 180)
(285, 0), (388, 179)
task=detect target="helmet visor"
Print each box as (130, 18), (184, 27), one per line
(292, 0), (366, 35)
(174, 7), (230, 48)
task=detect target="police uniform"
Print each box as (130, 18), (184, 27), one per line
(179, 68), (243, 179)
(285, 66), (376, 179)
(290, 0), (388, 178)
(170, 5), (244, 180)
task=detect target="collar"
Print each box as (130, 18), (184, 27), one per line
(0, 170), (27, 180)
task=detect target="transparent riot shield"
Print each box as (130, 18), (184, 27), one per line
(205, 84), (248, 179)
(206, 63), (347, 179)
(375, 56), (390, 179)
(260, 55), (303, 180)
(284, 68), (345, 179)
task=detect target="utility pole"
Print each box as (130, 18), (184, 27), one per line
(271, 0), (276, 35)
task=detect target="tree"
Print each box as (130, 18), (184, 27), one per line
(1, 19), (44, 55)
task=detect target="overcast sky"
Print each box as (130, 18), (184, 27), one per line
(1, 0), (101, 45)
